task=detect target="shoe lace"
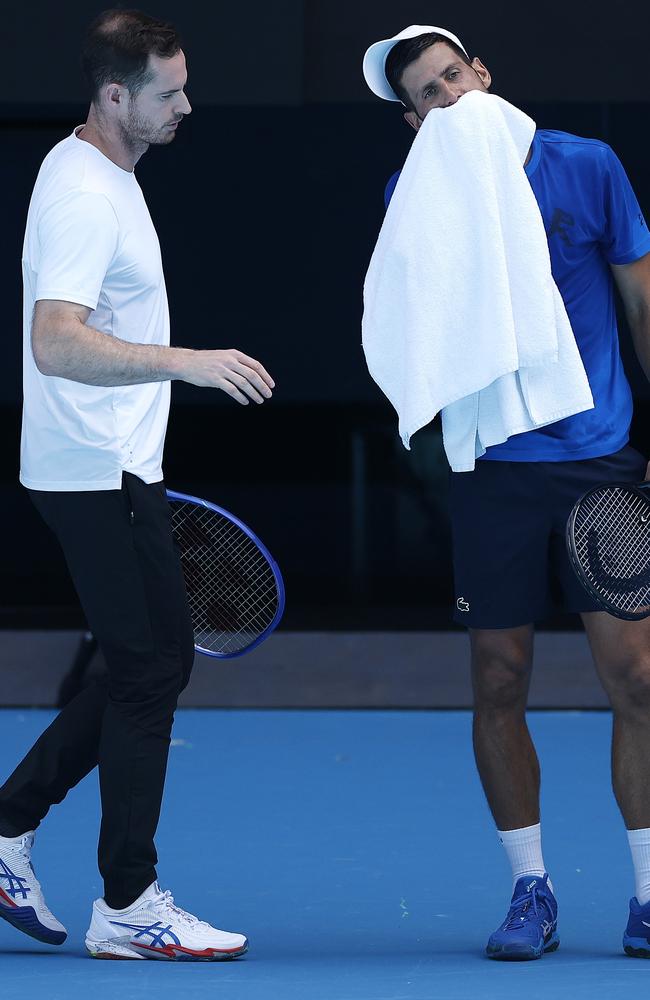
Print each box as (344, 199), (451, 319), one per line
(504, 885), (548, 930)
(155, 888), (211, 930)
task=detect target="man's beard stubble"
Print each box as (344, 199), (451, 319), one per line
(119, 100), (177, 151)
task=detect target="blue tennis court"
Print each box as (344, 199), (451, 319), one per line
(0, 708), (644, 1000)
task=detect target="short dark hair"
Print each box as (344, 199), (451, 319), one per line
(385, 33), (471, 110)
(81, 8), (182, 101)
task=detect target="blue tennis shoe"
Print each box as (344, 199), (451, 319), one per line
(624, 896), (650, 957)
(486, 873), (559, 961)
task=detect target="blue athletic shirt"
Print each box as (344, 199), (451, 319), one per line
(384, 130), (650, 461)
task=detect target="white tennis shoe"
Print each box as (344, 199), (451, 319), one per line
(0, 831), (67, 945)
(85, 881), (248, 961)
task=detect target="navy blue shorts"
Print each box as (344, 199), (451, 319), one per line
(449, 445), (647, 628)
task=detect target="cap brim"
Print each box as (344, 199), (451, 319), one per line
(362, 39), (403, 102)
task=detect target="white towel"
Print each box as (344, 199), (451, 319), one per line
(361, 90), (594, 472)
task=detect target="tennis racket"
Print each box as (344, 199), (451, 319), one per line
(167, 489), (285, 657)
(566, 481), (650, 621)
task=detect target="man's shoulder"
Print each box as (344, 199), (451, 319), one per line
(39, 132), (128, 197)
(34, 135), (93, 207)
(535, 129), (613, 162)
(33, 135), (121, 224)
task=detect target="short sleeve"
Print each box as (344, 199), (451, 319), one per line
(35, 191), (120, 310)
(599, 146), (650, 265)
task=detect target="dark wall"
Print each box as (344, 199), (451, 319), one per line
(5, 1), (302, 105)
(305, 0), (650, 103)
(6, 0), (650, 105)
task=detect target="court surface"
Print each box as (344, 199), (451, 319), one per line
(0, 708), (645, 1000)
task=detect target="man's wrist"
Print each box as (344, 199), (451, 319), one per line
(162, 346), (194, 381)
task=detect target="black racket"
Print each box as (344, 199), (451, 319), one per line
(566, 481), (650, 621)
(167, 489), (285, 657)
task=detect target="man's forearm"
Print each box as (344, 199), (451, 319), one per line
(627, 300), (650, 385)
(612, 257), (650, 386)
(33, 315), (193, 386)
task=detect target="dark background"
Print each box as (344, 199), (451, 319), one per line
(1, 1), (649, 628)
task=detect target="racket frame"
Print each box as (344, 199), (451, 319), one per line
(566, 480), (650, 622)
(166, 488), (286, 657)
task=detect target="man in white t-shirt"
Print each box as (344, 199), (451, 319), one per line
(0, 9), (271, 961)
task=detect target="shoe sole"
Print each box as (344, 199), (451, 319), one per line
(0, 900), (66, 946)
(624, 935), (650, 958)
(487, 934), (560, 961)
(86, 939), (249, 962)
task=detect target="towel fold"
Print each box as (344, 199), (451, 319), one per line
(361, 90), (594, 471)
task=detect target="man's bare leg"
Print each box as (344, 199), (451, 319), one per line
(470, 624), (538, 829)
(582, 612), (650, 829)
(471, 624), (559, 960)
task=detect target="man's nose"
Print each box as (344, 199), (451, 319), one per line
(441, 82), (460, 108)
(179, 92), (192, 115)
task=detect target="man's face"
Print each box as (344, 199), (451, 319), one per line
(399, 42), (491, 130)
(121, 50), (192, 147)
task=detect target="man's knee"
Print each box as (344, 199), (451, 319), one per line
(606, 651), (650, 715)
(106, 639), (184, 709)
(471, 628), (534, 712)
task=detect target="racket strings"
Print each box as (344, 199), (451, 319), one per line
(170, 501), (279, 655)
(573, 487), (650, 615)
(582, 495), (649, 578)
(578, 492), (650, 581)
(183, 556), (275, 649)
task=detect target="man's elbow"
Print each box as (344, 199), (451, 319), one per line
(31, 327), (59, 376)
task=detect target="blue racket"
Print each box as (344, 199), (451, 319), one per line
(166, 489), (285, 657)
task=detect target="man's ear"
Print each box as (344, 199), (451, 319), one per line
(404, 110), (421, 132)
(96, 82), (126, 112)
(471, 57), (492, 91)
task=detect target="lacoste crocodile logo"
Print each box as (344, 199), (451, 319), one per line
(456, 597), (470, 612)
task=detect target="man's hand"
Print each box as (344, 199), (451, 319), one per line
(178, 349), (274, 404)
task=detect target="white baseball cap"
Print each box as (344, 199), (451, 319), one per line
(363, 25), (469, 102)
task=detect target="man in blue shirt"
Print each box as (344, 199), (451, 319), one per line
(363, 24), (650, 961)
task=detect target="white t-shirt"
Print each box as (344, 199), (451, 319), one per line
(20, 127), (171, 491)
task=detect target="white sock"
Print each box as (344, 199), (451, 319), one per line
(497, 823), (551, 890)
(627, 828), (650, 905)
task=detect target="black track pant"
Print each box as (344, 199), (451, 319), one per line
(0, 474), (194, 909)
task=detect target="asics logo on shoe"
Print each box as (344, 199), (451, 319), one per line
(642, 921), (650, 929)
(541, 919), (552, 937)
(110, 919), (181, 949)
(0, 859), (30, 900)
